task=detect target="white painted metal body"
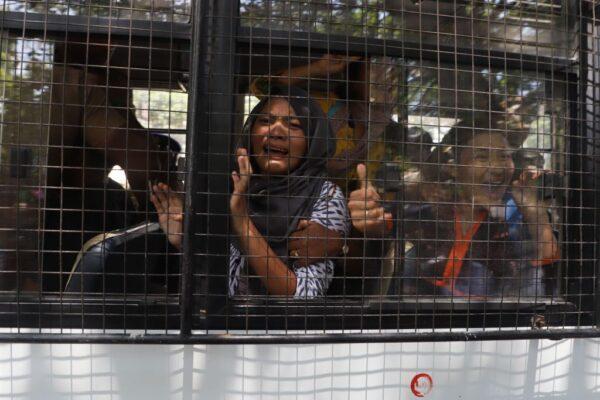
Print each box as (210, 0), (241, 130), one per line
(1, 338), (599, 399)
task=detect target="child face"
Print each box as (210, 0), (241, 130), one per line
(250, 98), (307, 175)
(456, 132), (515, 207)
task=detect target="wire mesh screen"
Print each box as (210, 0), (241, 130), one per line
(0, 0), (599, 341)
(0, 0), (191, 331)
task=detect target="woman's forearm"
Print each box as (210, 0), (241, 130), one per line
(272, 65), (314, 85)
(522, 206), (559, 262)
(233, 216), (297, 296)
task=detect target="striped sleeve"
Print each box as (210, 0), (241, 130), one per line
(293, 180), (349, 298)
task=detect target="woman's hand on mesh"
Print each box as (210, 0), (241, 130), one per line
(150, 182), (184, 250)
(231, 148), (252, 218)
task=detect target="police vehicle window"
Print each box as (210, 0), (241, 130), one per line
(211, 0), (591, 333)
(0, 0), (189, 330)
(1, 0), (598, 340)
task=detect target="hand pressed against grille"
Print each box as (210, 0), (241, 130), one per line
(150, 183), (184, 251)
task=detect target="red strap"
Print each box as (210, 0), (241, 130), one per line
(433, 210), (486, 295)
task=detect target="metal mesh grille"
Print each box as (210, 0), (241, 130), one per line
(0, 0), (191, 332)
(0, 0), (598, 342)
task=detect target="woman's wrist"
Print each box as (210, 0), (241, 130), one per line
(231, 212), (251, 235)
(230, 193), (249, 229)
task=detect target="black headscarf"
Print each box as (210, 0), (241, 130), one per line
(236, 85), (335, 261)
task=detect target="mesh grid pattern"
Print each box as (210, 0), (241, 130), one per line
(0, 0), (598, 341)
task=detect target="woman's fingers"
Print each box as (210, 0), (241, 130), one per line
(151, 183), (184, 215)
(348, 187), (382, 217)
(350, 201), (391, 236)
(238, 155), (249, 177)
(231, 170), (244, 195)
(347, 166), (387, 235)
(150, 193), (163, 213)
(350, 206), (385, 220)
(244, 149), (254, 175)
(231, 170), (240, 184)
(238, 148), (253, 177)
(347, 199), (380, 211)
(350, 205), (383, 220)
(153, 184), (168, 205)
(233, 148), (252, 194)
(157, 183), (182, 209)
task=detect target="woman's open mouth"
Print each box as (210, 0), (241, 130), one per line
(263, 144), (289, 158)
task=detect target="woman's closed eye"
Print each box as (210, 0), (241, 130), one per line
(289, 120), (303, 130)
(256, 116), (271, 125)
(257, 115), (303, 130)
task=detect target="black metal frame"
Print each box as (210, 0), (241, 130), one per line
(235, 27), (573, 72)
(179, 0), (207, 335)
(1, 0), (599, 342)
(1, 11), (191, 39)
(0, 328), (598, 344)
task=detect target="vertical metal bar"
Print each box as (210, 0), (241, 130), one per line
(180, 0), (210, 335)
(573, 1), (597, 326)
(585, 3), (600, 327)
(182, 0), (238, 334)
(594, 5), (600, 329)
(202, 0), (239, 330)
